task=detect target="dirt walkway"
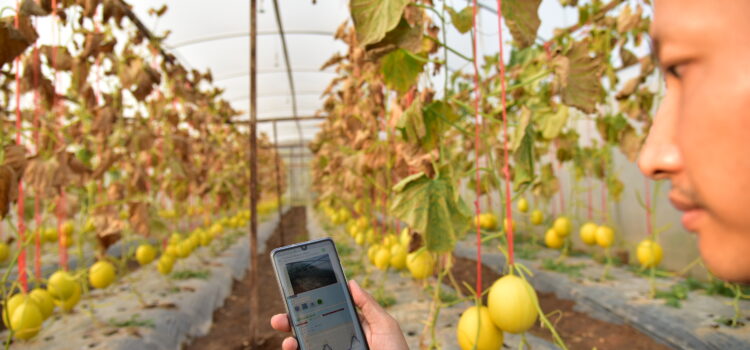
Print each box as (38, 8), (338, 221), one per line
(185, 206), (308, 350)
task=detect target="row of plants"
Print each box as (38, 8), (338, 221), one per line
(1, 208), (258, 342)
(0, 0), (286, 343)
(306, 0), (742, 348)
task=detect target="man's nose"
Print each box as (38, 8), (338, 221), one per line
(638, 92), (683, 180)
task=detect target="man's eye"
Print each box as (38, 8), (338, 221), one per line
(666, 64), (683, 79)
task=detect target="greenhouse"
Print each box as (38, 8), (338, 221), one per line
(0, 0), (747, 349)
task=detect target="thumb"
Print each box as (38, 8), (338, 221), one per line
(349, 280), (389, 324)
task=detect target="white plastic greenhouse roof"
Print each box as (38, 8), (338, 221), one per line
(128, 0), (350, 145)
(1, 0), (640, 144)
(126, 0), (590, 145)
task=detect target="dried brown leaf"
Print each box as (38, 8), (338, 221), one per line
(0, 15), (38, 67)
(20, 0), (50, 16)
(41, 45), (73, 71)
(1, 145), (27, 183)
(0, 165), (18, 219)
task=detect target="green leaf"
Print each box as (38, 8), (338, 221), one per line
(381, 49), (425, 93)
(350, 0), (411, 46)
(513, 123), (535, 191)
(501, 0), (542, 49)
(446, 6), (473, 34)
(541, 104), (569, 140)
(511, 106), (531, 152)
(366, 18), (423, 55)
(390, 173), (471, 252)
(555, 39), (605, 113)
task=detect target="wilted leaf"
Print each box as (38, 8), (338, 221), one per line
(390, 172), (471, 252)
(20, 0), (50, 16)
(0, 15), (38, 67)
(381, 49), (424, 93)
(2, 145), (28, 178)
(513, 124), (534, 190)
(617, 4), (641, 33)
(421, 100), (459, 150)
(446, 6), (473, 34)
(320, 52), (344, 71)
(511, 106), (531, 151)
(350, 0), (410, 46)
(94, 215), (123, 251)
(102, 0), (126, 25)
(148, 4), (168, 17)
(365, 18), (423, 57)
(397, 97), (425, 142)
(41, 45), (74, 70)
(92, 106), (117, 135)
(541, 105), (569, 140)
(619, 127), (643, 161)
(130, 202), (150, 236)
(557, 39), (605, 113)
(616, 76), (640, 100)
(639, 55), (655, 77)
(0, 165), (18, 219)
(59, 151), (92, 176)
(620, 47), (637, 68)
(501, 0), (542, 49)
(81, 32), (104, 58)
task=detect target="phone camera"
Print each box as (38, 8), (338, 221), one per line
(301, 245), (307, 251)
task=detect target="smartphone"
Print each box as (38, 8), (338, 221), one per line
(270, 238), (369, 350)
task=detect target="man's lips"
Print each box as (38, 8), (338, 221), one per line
(669, 192), (705, 232)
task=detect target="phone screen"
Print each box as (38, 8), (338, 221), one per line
(272, 239), (368, 350)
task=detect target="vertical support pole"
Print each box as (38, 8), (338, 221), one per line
(289, 146), (299, 206)
(273, 121), (285, 245)
(248, 0), (259, 345)
(296, 145), (302, 204)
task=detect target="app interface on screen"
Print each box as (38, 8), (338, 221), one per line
(275, 242), (365, 350)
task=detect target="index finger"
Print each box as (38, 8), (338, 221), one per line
(270, 313), (292, 332)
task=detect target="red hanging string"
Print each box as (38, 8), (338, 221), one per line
(470, 0), (483, 297)
(553, 142), (565, 215)
(32, 14), (42, 281)
(57, 194), (67, 270)
(381, 190), (387, 239)
(371, 193), (377, 237)
(496, 0), (514, 266)
(644, 177), (653, 237)
(14, 0), (28, 292)
(50, 0), (68, 271)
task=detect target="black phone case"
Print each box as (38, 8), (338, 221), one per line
(270, 237), (370, 350)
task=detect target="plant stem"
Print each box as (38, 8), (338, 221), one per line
(602, 247), (612, 280)
(732, 283), (742, 327)
(648, 265), (656, 298)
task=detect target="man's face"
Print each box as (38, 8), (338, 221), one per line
(639, 0), (750, 282)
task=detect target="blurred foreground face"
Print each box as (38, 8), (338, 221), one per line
(639, 0), (750, 282)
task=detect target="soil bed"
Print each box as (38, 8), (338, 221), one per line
(450, 256), (672, 350)
(185, 206), (308, 350)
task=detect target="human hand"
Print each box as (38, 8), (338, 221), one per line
(270, 280), (409, 350)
